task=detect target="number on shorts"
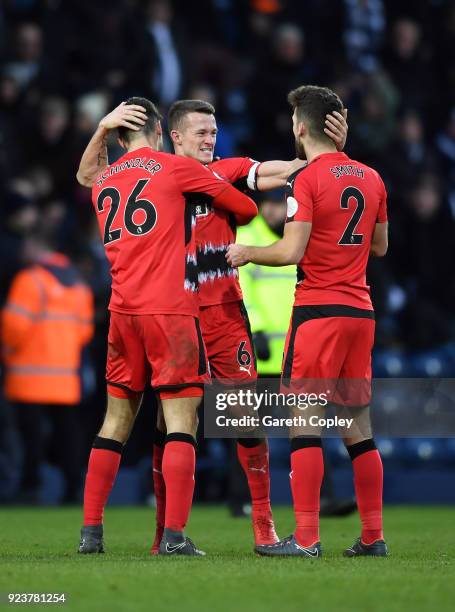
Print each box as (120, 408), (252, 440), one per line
(237, 341), (251, 367)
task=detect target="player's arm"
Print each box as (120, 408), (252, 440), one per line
(174, 156), (258, 225)
(212, 184), (258, 225)
(370, 222), (388, 257)
(256, 110), (348, 191)
(76, 102), (147, 188)
(256, 159), (307, 191)
(226, 221), (311, 267)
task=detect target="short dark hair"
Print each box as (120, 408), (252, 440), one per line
(117, 96), (162, 144)
(287, 85), (343, 143)
(168, 99), (215, 131)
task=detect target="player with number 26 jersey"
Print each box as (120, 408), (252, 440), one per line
(92, 147), (257, 396)
(92, 148), (233, 316)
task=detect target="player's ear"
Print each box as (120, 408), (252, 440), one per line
(117, 137), (126, 150)
(170, 129), (182, 146)
(298, 120), (307, 138)
(156, 121), (163, 136)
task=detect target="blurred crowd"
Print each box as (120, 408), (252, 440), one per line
(0, 0), (454, 503)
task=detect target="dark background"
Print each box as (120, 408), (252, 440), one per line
(0, 0), (454, 505)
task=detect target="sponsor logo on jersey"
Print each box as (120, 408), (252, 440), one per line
(195, 203), (211, 217)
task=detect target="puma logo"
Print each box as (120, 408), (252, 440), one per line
(249, 465), (267, 474)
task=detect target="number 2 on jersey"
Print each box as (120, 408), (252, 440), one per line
(97, 179), (157, 245)
(338, 186), (365, 245)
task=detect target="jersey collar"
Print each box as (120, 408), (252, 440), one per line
(309, 151), (349, 165)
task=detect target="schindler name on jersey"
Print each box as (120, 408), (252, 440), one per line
(96, 157), (162, 187)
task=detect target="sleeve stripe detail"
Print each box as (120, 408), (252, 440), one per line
(247, 162), (260, 191)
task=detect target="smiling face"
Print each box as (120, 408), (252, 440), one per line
(171, 112), (218, 164)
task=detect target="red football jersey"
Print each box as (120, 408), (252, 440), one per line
(92, 147), (230, 315)
(194, 157), (260, 307)
(286, 151), (387, 309)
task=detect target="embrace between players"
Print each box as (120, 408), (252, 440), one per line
(76, 84), (388, 558)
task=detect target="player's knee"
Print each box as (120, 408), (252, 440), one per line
(342, 433), (372, 447)
(98, 416), (133, 443)
(161, 394), (201, 435)
(100, 394), (141, 443)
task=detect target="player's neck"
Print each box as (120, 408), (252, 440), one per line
(126, 137), (159, 153)
(303, 141), (338, 163)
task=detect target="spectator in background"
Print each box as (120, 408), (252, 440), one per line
(248, 22), (315, 158)
(23, 96), (72, 195)
(0, 187), (38, 306)
(1, 228), (94, 503)
(383, 18), (433, 115)
(135, 0), (185, 106)
(349, 71), (399, 168)
(3, 22), (43, 92)
(0, 72), (25, 179)
(0, 186), (36, 504)
(396, 175), (455, 349)
(386, 109), (436, 199)
(435, 108), (455, 218)
(343, 0), (385, 73)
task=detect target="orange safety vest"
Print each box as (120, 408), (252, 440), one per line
(1, 254), (94, 405)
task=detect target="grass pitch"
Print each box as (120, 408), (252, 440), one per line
(1, 505), (454, 611)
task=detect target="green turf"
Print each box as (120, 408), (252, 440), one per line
(0, 506), (454, 612)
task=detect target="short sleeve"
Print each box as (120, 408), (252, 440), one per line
(286, 171), (314, 223)
(377, 176), (388, 223)
(210, 157), (260, 191)
(172, 155), (229, 199)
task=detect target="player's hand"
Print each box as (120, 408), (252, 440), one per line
(99, 101), (147, 131)
(226, 243), (250, 267)
(324, 108), (348, 151)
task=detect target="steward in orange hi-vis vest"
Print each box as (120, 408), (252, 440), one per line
(1, 253), (94, 405)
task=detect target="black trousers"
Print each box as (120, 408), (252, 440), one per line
(14, 403), (83, 501)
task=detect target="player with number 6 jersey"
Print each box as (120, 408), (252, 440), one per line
(164, 98), (348, 553)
